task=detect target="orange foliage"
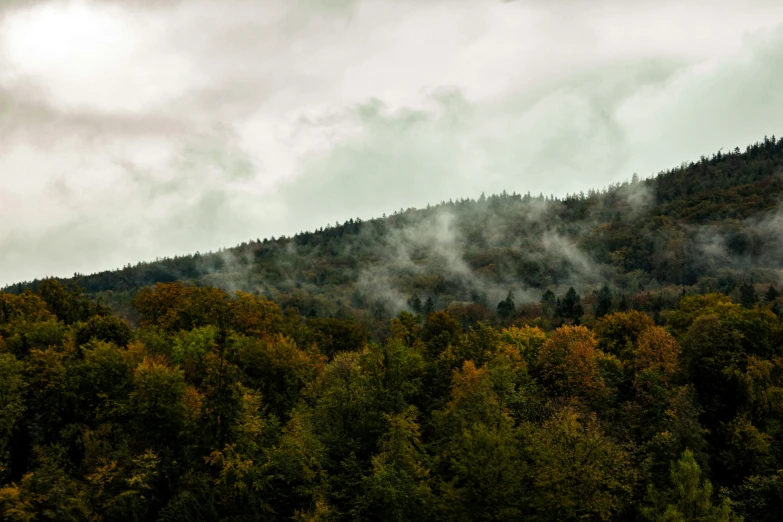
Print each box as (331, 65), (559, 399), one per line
(537, 326), (607, 401)
(631, 326), (681, 382)
(449, 360), (493, 407)
(0, 291), (54, 326)
(133, 283), (230, 332)
(230, 291), (284, 338)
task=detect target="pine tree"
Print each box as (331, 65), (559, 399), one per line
(497, 290), (515, 319)
(557, 287), (584, 323)
(423, 297), (435, 317)
(540, 289), (556, 318)
(595, 285), (613, 318)
(643, 449), (739, 521)
(408, 294), (423, 314)
(740, 283), (757, 309)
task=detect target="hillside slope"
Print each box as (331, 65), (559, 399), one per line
(6, 136), (783, 321)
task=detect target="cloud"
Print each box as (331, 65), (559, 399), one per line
(2, 0), (783, 286)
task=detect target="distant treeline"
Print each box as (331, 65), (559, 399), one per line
(5, 136), (783, 330)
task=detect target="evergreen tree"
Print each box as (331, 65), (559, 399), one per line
(557, 287), (584, 323)
(595, 284), (613, 318)
(643, 449), (740, 521)
(408, 294), (423, 314)
(423, 297), (435, 317)
(740, 283), (757, 309)
(497, 290), (515, 319)
(540, 289), (556, 318)
(765, 285), (779, 303)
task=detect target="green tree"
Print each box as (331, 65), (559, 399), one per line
(75, 315), (133, 348)
(643, 449), (740, 521)
(496, 291), (515, 320)
(423, 297), (435, 317)
(0, 353), (26, 479)
(521, 407), (634, 521)
(408, 294), (423, 315)
(557, 287), (584, 323)
(355, 407), (433, 521)
(540, 290), (556, 318)
(739, 283), (757, 309)
(432, 361), (525, 520)
(595, 285), (613, 318)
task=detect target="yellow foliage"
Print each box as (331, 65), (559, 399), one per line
(538, 326), (607, 401)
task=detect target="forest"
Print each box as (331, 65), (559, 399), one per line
(1, 136), (783, 520)
(5, 136), (783, 331)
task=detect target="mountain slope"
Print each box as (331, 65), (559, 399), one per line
(6, 136), (783, 321)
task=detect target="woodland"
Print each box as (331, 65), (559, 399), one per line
(1, 136), (783, 520)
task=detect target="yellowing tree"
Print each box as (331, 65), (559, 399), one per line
(537, 326), (607, 402)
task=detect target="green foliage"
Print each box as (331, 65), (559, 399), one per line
(522, 407), (635, 520)
(643, 449), (741, 521)
(3, 137), (783, 519)
(2, 276), (783, 521)
(75, 315), (133, 348)
(496, 291), (515, 320)
(557, 287), (584, 323)
(0, 353), (26, 478)
(595, 284), (614, 318)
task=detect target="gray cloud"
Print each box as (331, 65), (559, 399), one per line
(1, 0), (783, 286)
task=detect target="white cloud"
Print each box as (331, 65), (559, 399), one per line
(1, 0), (783, 285)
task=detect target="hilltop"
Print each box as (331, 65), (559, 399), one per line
(5, 135), (783, 326)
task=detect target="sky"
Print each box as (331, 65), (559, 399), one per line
(1, 0), (783, 286)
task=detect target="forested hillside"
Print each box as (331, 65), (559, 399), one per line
(2, 278), (783, 520)
(5, 136), (783, 331)
(2, 136), (783, 520)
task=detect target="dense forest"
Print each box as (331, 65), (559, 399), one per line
(5, 136), (783, 332)
(2, 136), (783, 520)
(2, 278), (783, 520)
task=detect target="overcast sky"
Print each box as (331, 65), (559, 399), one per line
(1, 0), (783, 286)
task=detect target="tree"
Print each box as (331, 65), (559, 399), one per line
(522, 407), (635, 520)
(354, 407), (433, 521)
(37, 279), (98, 325)
(595, 285), (613, 318)
(500, 325), (546, 365)
(557, 287), (584, 323)
(75, 315), (133, 348)
(0, 353), (26, 478)
(764, 285), (779, 303)
(129, 357), (188, 452)
(540, 290), (556, 318)
(536, 326), (607, 402)
(423, 297), (435, 317)
(739, 283), (757, 309)
(496, 290), (515, 320)
(733, 471), (783, 522)
(522, 407), (635, 521)
(432, 361), (525, 520)
(631, 326), (681, 384)
(643, 449), (740, 521)
(594, 311), (655, 359)
(408, 294), (423, 315)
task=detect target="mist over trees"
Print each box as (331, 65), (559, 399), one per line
(2, 136), (783, 520)
(7, 137), (783, 334)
